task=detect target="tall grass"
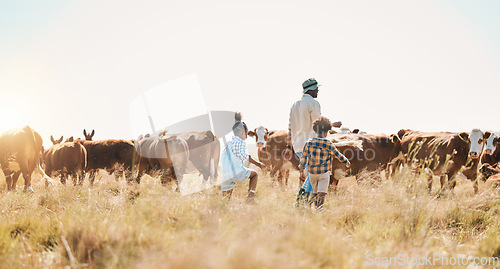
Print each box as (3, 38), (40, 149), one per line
(0, 168), (498, 268)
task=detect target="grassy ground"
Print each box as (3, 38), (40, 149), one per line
(0, 169), (499, 268)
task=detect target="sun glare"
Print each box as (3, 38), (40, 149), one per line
(0, 101), (27, 135)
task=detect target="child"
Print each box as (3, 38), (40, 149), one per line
(299, 116), (350, 209)
(221, 113), (266, 203)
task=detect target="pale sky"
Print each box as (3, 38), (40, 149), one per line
(1, 0), (499, 147)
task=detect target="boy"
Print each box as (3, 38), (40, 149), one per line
(299, 116), (350, 209)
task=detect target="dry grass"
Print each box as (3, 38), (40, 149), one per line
(0, 168), (498, 268)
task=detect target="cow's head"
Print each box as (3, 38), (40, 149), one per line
(389, 133), (402, 156)
(83, 129), (95, 141)
(339, 127), (350, 134)
(248, 126), (270, 148)
(459, 129), (485, 159)
(483, 132), (498, 155)
(397, 129), (412, 140)
(50, 135), (63, 145)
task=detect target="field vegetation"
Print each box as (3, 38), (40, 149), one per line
(0, 169), (499, 268)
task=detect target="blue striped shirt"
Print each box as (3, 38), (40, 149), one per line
(231, 136), (249, 161)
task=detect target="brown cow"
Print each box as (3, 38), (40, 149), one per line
(479, 163), (500, 188)
(43, 141), (87, 185)
(257, 130), (373, 188)
(248, 126), (274, 148)
(78, 139), (136, 184)
(257, 130), (300, 187)
(0, 126), (51, 191)
(480, 132), (499, 167)
(479, 163), (499, 180)
(328, 133), (402, 184)
(174, 131), (220, 183)
(135, 134), (190, 186)
(248, 127), (295, 186)
(397, 129), (486, 194)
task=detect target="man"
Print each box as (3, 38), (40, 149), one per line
(284, 78), (341, 205)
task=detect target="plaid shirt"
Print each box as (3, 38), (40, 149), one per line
(299, 137), (348, 174)
(231, 136), (249, 161)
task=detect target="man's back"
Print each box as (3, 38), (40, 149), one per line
(289, 94), (321, 153)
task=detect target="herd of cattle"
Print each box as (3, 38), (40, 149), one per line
(0, 125), (499, 194)
(249, 126), (500, 194)
(0, 126), (219, 192)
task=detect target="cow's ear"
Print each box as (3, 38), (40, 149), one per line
(397, 129), (407, 140)
(484, 131), (492, 140)
(352, 129), (360, 134)
(390, 134), (400, 143)
(91, 130), (95, 138)
(268, 131), (275, 137)
(495, 137), (500, 145)
(459, 132), (469, 142)
(66, 136), (74, 142)
(83, 129), (87, 137)
(57, 136), (63, 143)
(248, 131), (255, 137)
(50, 135), (55, 143)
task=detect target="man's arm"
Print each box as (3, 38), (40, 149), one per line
(298, 143), (309, 181)
(298, 143), (309, 169)
(285, 106), (294, 160)
(311, 100), (321, 123)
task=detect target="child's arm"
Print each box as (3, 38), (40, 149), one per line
(249, 156), (266, 169)
(330, 144), (351, 168)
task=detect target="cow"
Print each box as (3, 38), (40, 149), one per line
(257, 130), (372, 189)
(479, 163), (500, 188)
(479, 163), (499, 180)
(479, 132), (500, 182)
(43, 141), (87, 185)
(257, 130), (300, 187)
(480, 132), (499, 167)
(396, 129), (486, 194)
(328, 129), (365, 135)
(134, 134), (190, 186)
(0, 126), (51, 191)
(78, 139), (136, 184)
(174, 131), (220, 183)
(328, 133), (402, 185)
(248, 126), (274, 148)
(248, 127), (293, 185)
(248, 127), (293, 186)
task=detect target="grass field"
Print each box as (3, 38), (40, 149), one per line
(0, 169), (499, 268)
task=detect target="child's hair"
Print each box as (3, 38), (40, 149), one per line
(313, 116), (332, 135)
(232, 112), (248, 135)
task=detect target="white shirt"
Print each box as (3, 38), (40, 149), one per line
(288, 94), (321, 153)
